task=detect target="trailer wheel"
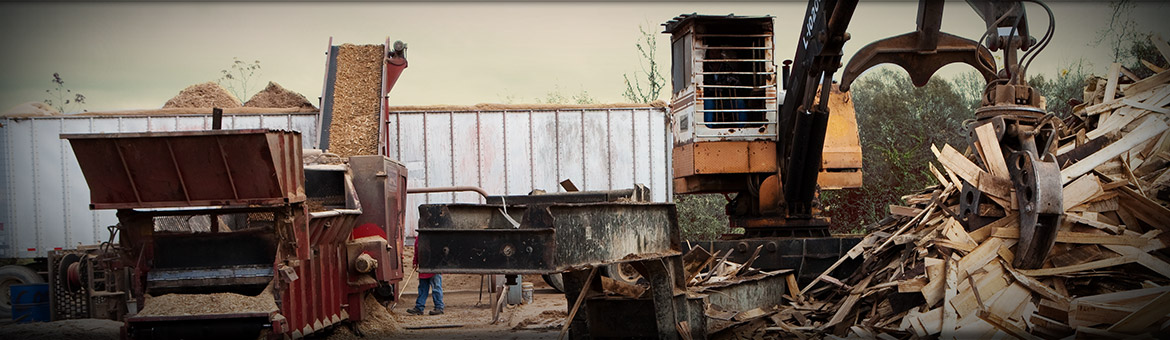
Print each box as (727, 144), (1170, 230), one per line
(604, 263), (644, 286)
(0, 265), (45, 319)
(541, 273), (564, 293)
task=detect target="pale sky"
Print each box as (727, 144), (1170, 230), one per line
(1, 1), (1167, 113)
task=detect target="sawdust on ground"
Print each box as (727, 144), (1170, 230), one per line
(245, 81), (317, 110)
(163, 82), (243, 109)
(327, 44), (383, 158)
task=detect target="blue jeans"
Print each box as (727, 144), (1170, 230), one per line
(415, 274), (444, 310)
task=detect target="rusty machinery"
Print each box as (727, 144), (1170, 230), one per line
(61, 130), (408, 339)
(667, 0), (1061, 277)
(415, 186), (797, 338)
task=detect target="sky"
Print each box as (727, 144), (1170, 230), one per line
(1, 1), (1168, 113)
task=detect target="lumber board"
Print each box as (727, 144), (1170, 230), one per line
(1107, 291), (1170, 334)
(1117, 186), (1170, 232)
(1125, 69), (1170, 98)
(1142, 59), (1167, 73)
(1063, 174), (1104, 210)
(952, 262), (1007, 318)
(977, 309), (1042, 340)
(976, 123), (1010, 180)
(923, 257), (946, 306)
(1065, 212), (1122, 234)
(1105, 63), (1122, 104)
(1018, 255), (1138, 276)
(941, 258), (959, 340)
(1001, 260), (1072, 308)
(1055, 231), (1146, 247)
(938, 144), (1010, 198)
(1062, 117), (1169, 184)
(1153, 35), (1170, 63)
(1103, 244), (1170, 279)
(955, 238), (1003, 283)
(889, 205), (923, 218)
(822, 276), (871, 330)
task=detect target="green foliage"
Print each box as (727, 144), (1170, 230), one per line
(821, 69), (970, 232)
(1027, 59), (1093, 117)
(218, 57), (262, 101)
(1123, 33), (1168, 78)
(674, 194), (728, 241)
(43, 72), (86, 113)
(622, 23), (665, 103)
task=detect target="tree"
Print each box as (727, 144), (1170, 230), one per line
(218, 57), (262, 101)
(43, 72), (85, 114)
(1028, 59), (1092, 117)
(1091, 0), (1167, 78)
(622, 23), (665, 103)
(821, 69), (971, 231)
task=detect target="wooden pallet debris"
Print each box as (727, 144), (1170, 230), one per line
(717, 63), (1170, 339)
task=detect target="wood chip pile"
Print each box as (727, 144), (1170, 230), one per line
(244, 81), (317, 110)
(711, 48), (1170, 339)
(327, 44), (384, 158)
(137, 285), (278, 316)
(162, 82), (243, 109)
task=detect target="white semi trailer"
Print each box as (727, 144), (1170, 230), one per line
(0, 110), (319, 318)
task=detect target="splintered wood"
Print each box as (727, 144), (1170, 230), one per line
(328, 44), (384, 158)
(736, 56), (1170, 339)
(137, 285), (278, 316)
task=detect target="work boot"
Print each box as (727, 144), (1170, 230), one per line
(406, 307), (423, 315)
(429, 309), (444, 315)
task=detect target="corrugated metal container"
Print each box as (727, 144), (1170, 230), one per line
(385, 107), (672, 238)
(0, 113), (319, 258)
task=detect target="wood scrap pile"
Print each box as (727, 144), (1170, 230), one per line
(162, 81), (243, 109)
(760, 54), (1170, 338)
(244, 81), (317, 110)
(327, 44), (384, 158)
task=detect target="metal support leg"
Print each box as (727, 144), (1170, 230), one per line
(561, 269), (596, 340)
(638, 258), (682, 340)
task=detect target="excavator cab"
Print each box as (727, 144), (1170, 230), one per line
(665, 14), (863, 207)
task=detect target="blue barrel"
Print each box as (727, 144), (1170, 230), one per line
(10, 283), (50, 323)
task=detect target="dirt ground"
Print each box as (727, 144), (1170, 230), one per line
(0, 318), (122, 340)
(315, 245), (569, 339)
(0, 245), (569, 340)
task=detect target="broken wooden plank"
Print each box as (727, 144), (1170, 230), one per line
(1107, 291), (1170, 334)
(937, 144), (1010, 198)
(1062, 117), (1169, 184)
(1018, 255), (1138, 276)
(1105, 63), (1122, 104)
(1063, 174), (1104, 209)
(942, 258), (959, 340)
(889, 205), (924, 218)
(1001, 259), (1072, 308)
(977, 309), (1042, 340)
(976, 123), (1010, 180)
(1125, 69), (1170, 98)
(1103, 244), (1170, 279)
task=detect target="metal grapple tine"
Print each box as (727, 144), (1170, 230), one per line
(839, 31), (997, 91)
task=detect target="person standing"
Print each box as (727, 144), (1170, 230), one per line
(406, 237), (444, 315)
